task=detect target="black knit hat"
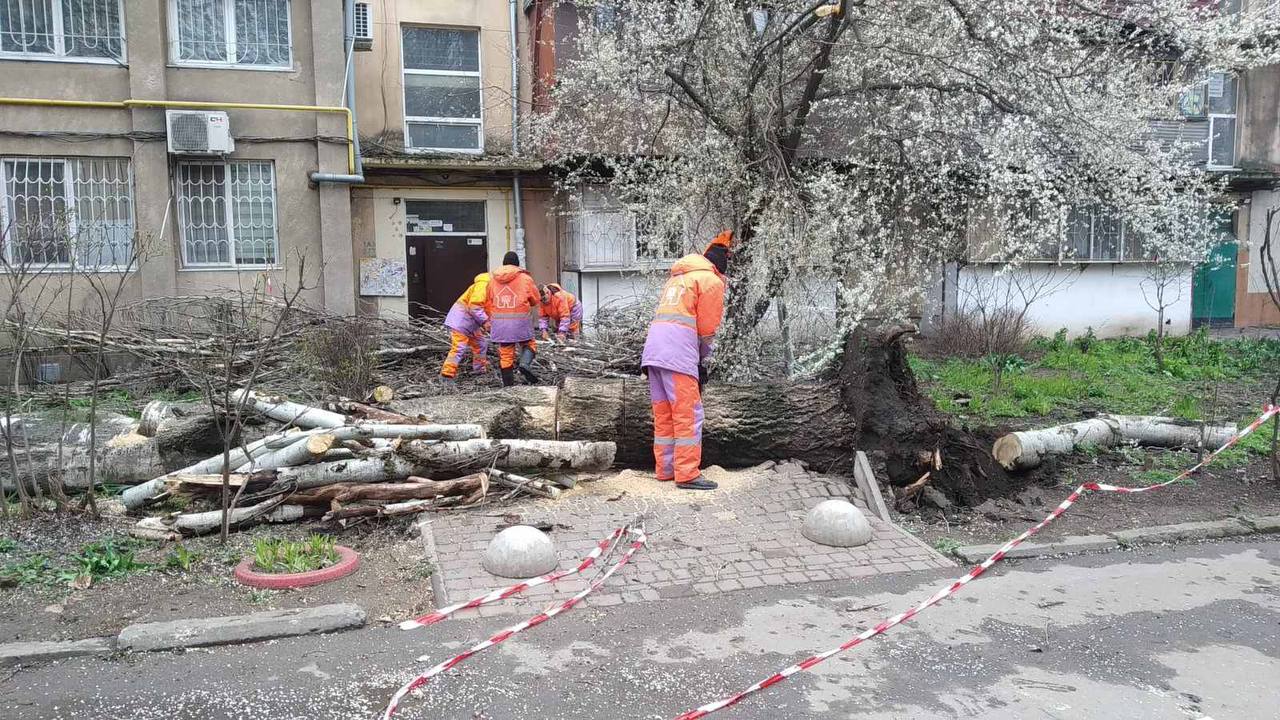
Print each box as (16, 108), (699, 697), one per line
(703, 244), (728, 274)
(502, 251), (520, 266)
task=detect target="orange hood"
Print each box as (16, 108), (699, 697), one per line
(669, 253), (718, 277)
(492, 265), (529, 284)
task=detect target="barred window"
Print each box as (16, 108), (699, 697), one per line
(0, 156), (133, 268)
(0, 0), (124, 61)
(402, 26), (482, 152)
(172, 0), (291, 68)
(176, 160), (278, 267)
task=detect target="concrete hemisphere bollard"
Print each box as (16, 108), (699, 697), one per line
(802, 499), (873, 548)
(482, 525), (559, 579)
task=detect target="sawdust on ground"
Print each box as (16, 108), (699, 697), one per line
(534, 464), (774, 507)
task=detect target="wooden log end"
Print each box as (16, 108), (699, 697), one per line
(992, 434), (1024, 471)
(371, 386), (395, 404)
(307, 433), (337, 455)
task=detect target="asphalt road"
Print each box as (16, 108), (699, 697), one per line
(3, 538), (1278, 720)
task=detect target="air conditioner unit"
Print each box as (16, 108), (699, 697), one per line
(166, 110), (235, 155)
(353, 2), (373, 51)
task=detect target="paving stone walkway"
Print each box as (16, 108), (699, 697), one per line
(420, 461), (953, 617)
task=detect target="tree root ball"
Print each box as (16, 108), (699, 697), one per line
(802, 500), (873, 548)
(482, 525), (558, 579)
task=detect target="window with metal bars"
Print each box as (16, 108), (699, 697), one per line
(0, 156), (133, 269)
(0, 0), (125, 61)
(401, 26), (482, 152)
(170, 0), (291, 68)
(175, 160), (278, 267)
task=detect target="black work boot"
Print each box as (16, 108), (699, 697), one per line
(676, 476), (718, 491)
(500, 368), (516, 387)
(517, 347), (540, 384)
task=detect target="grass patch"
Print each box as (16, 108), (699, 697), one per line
(931, 538), (964, 555)
(913, 332), (1280, 423)
(251, 534), (340, 574)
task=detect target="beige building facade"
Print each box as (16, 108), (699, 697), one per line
(1, 0), (355, 316)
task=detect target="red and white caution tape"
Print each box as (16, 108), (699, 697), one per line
(399, 527), (628, 630)
(383, 524), (647, 719)
(673, 405), (1279, 720)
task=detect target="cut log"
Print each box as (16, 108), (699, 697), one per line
(322, 400), (416, 424)
(274, 439), (614, 490)
(136, 400), (212, 437)
(371, 385), (396, 404)
(234, 433), (335, 471)
(396, 438), (616, 473)
(286, 474), (486, 506)
(230, 389), (347, 428)
(488, 468), (560, 499)
(992, 416), (1238, 471)
(169, 497), (283, 536)
(61, 411), (228, 489)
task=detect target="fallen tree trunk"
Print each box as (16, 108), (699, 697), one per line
(993, 416), (1238, 471)
(390, 330), (1012, 506)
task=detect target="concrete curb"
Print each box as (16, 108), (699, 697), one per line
(416, 517), (450, 606)
(116, 603), (366, 653)
(0, 637), (115, 668)
(952, 515), (1280, 564)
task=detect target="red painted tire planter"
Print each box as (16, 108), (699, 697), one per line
(233, 546), (361, 589)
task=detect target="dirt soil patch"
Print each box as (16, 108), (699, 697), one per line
(0, 516), (434, 644)
(901, 452), (1280, 551)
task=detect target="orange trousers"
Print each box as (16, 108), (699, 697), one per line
(648, 367), (703, 483)
(441, 330), (488, 378)
(497, 340), (538, 370)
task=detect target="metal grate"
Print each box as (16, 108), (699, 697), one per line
(0, 0), (124, 60)
(0, 156), (133, 268)
(353, 1), (371, 49)
(173, 0), (291, 67)
(169, 112), (212, 152)
(176, 160), (278, 267)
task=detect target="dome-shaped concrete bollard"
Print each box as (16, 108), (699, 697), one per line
(802, 499), (873, 548)
(482, 525), (558, 579)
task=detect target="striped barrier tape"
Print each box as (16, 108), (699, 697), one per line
(383, 523), (648, 719)
(673, 404), (1279, 720)
(399, 527), (628, 629)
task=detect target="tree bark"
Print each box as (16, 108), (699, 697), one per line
(285, 473), (486, 506)
(993, 416), (1238, 471)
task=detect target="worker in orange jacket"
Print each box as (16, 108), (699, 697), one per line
(486, 251), (543, 386)
(639, 230), (730, 490)
(539, 283), (583, 341)
(440, 272), (490, 379)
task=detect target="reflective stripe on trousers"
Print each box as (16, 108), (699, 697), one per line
(441, 330), (488, 378)
(648, 366), (703, 483)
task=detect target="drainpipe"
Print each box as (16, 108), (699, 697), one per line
(510, 0), (525, 255)
(311, 0), (365, 184)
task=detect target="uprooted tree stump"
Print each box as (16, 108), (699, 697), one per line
(394, 329), (1013, 506)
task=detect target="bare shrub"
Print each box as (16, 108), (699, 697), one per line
(929, 308), (1031, 359)
(298, 318), (380, 399)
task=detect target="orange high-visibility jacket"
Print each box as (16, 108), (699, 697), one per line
(486, 265), (542, 343)
(639, 254), (726, 377)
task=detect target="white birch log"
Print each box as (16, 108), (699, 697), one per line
(170, 498), (282, 536)
(488, 468), (561, 499)
(993, 415), (1237, 471)
(234, 433), (335, 472)
(396, 439), (617, 473)
(230, 389), (348, 428)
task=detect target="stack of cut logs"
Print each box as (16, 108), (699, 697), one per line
(124, 390), (615, 539)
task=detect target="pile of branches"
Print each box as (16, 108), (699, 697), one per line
(121, 391), (616, 538)
(10, 295), (648, 402)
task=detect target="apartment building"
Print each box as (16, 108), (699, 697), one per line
(348, 0), (558, 321)
(0, 0), (356, 316)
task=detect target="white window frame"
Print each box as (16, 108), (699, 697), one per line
(400, 25), (484, 155)
(0, 0), (127, 64)
(0, 156), (135, 271)
(167, 0), (294, 71)
(560, 205), (686, 272)
(175, 159), (281, 269)
(1206, 113), (1237, 171)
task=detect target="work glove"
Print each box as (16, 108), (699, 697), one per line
(698, 365), (709, 391)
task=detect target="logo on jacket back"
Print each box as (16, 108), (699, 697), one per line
(495, 285), (518, 310)
(660, 283), (687, 309)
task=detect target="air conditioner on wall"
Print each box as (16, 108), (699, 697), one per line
(354, 2), (373, 50)
(165, 110), (235, 155)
